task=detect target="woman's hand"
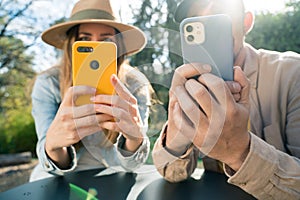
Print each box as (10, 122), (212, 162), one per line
(91, 74), (145, 153)
(45, 85), (113, 167)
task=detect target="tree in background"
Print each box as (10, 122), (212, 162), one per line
(127, 1), (182, 158)
(1, 0), (300, 159)
(129, 0), (182, 84)
(246, 0), (300, 53)
(0, 0), (37, 154)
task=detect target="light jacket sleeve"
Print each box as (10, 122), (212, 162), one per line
(233, 50), (300, 199)
(152, 123), (199, 182)
(31, 71), (77, 176)
(225, 133), (300, 200)
(116, 135), (150, 171)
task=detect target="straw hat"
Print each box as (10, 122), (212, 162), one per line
(41, 0), (147, 56)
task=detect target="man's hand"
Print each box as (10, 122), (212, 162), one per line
(165, 63), (212, 156)
(174, 66), (251, 171)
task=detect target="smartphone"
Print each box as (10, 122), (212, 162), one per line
(72, 41), (117, 106)
(180, 14), (234, 81)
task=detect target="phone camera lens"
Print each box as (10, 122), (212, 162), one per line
(187, 35), (194, 42)
(186, 25), (193, 32)
(90, 60), (99, 70)
(77, 46), (93, 52)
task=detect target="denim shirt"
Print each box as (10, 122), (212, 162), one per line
(30, 65), (151, 181)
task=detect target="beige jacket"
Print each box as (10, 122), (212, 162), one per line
(152, 44), (300, 200)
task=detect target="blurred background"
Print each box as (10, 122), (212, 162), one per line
(0, 0), (299, 192)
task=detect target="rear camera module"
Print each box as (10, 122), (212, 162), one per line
(77, 46), (93, 53)
(90, 60), (99, 70)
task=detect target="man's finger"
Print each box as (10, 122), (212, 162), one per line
(171, 63), (212, 88)
(233, 66), (250, 105)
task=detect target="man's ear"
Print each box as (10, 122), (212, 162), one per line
(244, 11), (254, 34)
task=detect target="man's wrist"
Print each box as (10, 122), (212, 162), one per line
(224, 131), (251, 171)
(123, 136), (143, 153)
(163, 125), (191, 156)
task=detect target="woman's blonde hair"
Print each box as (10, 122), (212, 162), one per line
(59, 25), (127, 144)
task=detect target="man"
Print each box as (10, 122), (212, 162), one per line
(152, 0), (300, 199)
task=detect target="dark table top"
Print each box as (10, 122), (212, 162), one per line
(0, 165), (256, 200)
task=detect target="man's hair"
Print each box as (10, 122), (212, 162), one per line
(175, 0), (245, 23)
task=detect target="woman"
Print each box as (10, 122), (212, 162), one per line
(30, 0), (151, 181)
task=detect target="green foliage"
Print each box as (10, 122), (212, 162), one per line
(0, 107), (37, 155)
(128, 0), (182, 151)
(246, 2), (300, 53)
(0, 1), (37, 155)
(129, 0), (182, 82)
(0, 66), (37, 155)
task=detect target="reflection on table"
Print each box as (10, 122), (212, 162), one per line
(138, 169), (256, 200)
(0, 165), (256, 200)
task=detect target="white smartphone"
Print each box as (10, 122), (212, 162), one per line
(180, 14), (234, 81)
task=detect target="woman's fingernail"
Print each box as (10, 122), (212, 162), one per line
(111, 74), (117, 84)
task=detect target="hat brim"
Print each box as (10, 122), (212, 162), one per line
(174, 0), (194, 23)
(42, 19), (147, 56)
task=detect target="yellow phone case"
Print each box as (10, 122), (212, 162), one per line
(72, 41), (117, 106)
